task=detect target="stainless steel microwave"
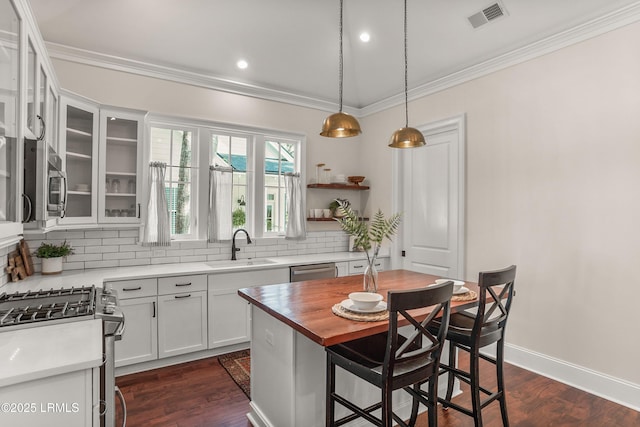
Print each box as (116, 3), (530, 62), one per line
(23, 138), (67, 222)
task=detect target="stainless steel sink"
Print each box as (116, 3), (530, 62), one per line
(206, 258), (278, 269)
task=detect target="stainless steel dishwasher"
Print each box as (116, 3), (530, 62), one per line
(289, 262), (337, 282)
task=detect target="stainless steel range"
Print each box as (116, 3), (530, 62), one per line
(0, 285), (126, 427)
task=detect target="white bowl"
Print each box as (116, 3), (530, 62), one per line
(435, 279), (465, 293)
(348, 292), (383, 310)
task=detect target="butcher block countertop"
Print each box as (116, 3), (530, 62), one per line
(238, 269), (479, 347)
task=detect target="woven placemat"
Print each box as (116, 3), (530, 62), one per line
(452, 290), (477, 302)
(332, 304), (389, 322)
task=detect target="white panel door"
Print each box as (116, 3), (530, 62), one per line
(399, 115), (465, 278)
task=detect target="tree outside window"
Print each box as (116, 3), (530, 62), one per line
(150, 127), (194, 238)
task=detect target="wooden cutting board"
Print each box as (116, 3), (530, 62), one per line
(19, 239), (34, 276)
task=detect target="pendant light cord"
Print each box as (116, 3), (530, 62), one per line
(339, 0), (344, 113)
(404, 0), (409, 128)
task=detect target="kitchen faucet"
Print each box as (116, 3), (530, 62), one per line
(231, 228), (252, 260)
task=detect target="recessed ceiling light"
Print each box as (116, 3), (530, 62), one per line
(237, 59), (248, 69)
(359, 32), (370, 42)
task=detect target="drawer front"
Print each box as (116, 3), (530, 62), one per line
(108, 278), (157, 299)
(158, 274), (207, 295)
(348, 259), (387, 275)
(348, 260), (369, 275)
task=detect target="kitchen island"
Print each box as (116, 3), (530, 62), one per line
(238, 270), (479, 427)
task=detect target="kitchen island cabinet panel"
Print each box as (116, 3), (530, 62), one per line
(158, 290), (208, 358)
(208, 268), (288, 348)
(115, 295), (158, 367)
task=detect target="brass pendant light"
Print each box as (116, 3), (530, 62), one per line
(320, 0), (362, 138)
(389, 0), (425, 148)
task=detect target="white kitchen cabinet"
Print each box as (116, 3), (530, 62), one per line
(158, 291), (208, 358)
(110, 278), (158, 367)
(0, 368), (99, 427)
(157, 275), (208, 358)
(98, 107), (145, 223)
(58, 94), (99, 225)
(0, 0), (21, 241)
(116, 296), (158, 367)
(335, 261), (348, 277)
(348, 258), (388, 275)
(208, 268), (289, 348)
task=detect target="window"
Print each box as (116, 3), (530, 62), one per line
(263, 139), (296, 235)
(150, 126), (197, 239)
(149, 118), (303, 240)
(210, 133), (249, 231)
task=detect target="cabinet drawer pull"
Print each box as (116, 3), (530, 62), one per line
(175, 283), (192, 287)
(152, 301), (156, 318)
(353, 264), (364, 269)
(175, 294), (191, 299)
(122, 286), (142, 291)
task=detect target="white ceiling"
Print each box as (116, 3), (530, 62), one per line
(27, 0), (640, 111)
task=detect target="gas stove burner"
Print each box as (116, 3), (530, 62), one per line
(0, 285), (95, 302)
(0, 286), (97, 327)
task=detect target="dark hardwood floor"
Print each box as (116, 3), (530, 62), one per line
(116, 354), (639, 427)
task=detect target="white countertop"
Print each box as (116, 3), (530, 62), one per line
(0, 251), (385, 387)
(1, 251), (384, 294)
(0, 319), (103, 387)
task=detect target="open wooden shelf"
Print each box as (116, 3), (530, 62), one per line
(307, 183), (369, 190)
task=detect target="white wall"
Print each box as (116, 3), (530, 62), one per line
(361, 21), (640, 389)
(51, 19), (640, 397)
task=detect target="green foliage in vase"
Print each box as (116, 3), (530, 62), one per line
(33, 240), (75, 258)
(334, 200), (401, 264)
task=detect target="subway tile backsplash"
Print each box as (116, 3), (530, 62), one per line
(1, 228), (350, 281)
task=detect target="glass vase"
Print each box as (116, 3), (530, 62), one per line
(363, 262), (378, 293)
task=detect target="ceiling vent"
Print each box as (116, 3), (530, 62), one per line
(468, 2), (508, 29)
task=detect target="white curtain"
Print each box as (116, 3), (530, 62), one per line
(285, 172), (306, 240)
(208, 166), (233, 242)
(141, 162), (171, 246)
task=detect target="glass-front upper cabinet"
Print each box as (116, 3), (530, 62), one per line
(0, 0), (22, 241)
(26, 39), (36, 138)
(58, 95), (99, 225)
(98, 108), (145, 223)
(47, 86), (58, 152)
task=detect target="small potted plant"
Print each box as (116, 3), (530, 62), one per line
(329, 198), (350, 218)
(33, 240), (74, 275)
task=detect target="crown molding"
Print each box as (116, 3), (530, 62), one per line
(360, 1), (640, 117)
(44, 1), (640, 118)
(44, 42), (359, 117)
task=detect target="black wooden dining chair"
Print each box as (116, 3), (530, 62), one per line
(325, 281), (454, 427)
(419, 265), (517, 427)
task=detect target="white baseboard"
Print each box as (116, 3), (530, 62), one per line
(500, 343), (640, 412)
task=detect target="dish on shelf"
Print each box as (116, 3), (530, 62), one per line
(340, 299), (387, 314)
(348, 176), (365, 186)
